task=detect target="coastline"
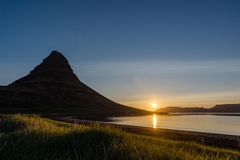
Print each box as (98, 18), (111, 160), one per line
(49, 116), (240, 151)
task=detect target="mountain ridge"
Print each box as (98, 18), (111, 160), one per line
(0, 51), (149, 115)
(156, 104), (240, 113)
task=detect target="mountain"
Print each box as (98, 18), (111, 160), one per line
(209, 104), (240, 112)
(156, 107), (207, 113)
(0, 51), (149, 115)
(156, 104), (240, 113)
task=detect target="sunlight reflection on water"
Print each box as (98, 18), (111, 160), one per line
(153, 114), (157, 128)
(111, 114), (240, 135)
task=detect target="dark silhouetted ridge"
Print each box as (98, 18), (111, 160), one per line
(9, 51), (80, 87)
(156, 104), (240, 113)
(30, 50), (73, 73)
(209, 104), (240, 112)
(156, 107), (207, 113)
(0, 50), (148, 115)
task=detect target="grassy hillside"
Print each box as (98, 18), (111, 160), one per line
(0, 115), (239, 160)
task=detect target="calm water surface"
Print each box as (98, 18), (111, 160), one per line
(111, 114), (240, 135)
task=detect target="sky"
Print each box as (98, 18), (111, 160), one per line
(0, 0), (240, 110)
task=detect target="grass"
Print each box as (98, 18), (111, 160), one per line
(0, 115), (239, 160)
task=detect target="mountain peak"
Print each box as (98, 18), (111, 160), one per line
(33, 50), (72, 73)
(47, 50), (67, 61)
(2, 50), (147, 115)
(49, 50), (63, 55)
(9, 51), (79, 87)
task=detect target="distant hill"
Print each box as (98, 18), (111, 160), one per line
(156, 104), (240, 113)
(209, 104), (240, 112)
(156, 107), (207, 113)
(0, 51), (149, 116)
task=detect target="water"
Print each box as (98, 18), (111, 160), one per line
(111, 114), (240, 135)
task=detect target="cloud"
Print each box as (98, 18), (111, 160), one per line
(75, 59), (240, 77)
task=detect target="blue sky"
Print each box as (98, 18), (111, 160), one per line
(0, 0), (240, 110)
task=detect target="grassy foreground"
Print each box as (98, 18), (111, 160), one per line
(0, 115), (239, 160)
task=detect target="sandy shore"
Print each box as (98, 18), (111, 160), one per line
(49, 116), (240, 151)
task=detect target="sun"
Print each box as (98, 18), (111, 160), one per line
(151, 101), (158, 108)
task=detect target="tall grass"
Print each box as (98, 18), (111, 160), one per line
(0, 115), (239, 160)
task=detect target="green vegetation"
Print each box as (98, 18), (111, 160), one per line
(0, 115), (239, 160)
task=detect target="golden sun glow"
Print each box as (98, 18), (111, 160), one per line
(151, 101), (158, 108)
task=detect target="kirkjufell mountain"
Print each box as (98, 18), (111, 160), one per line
(0, 51), (148, 115)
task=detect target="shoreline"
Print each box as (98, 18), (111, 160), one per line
(167, 112), (240, 116)
(49, 116), (240, 151)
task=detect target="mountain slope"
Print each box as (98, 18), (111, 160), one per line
(0, 51), (149, 115)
